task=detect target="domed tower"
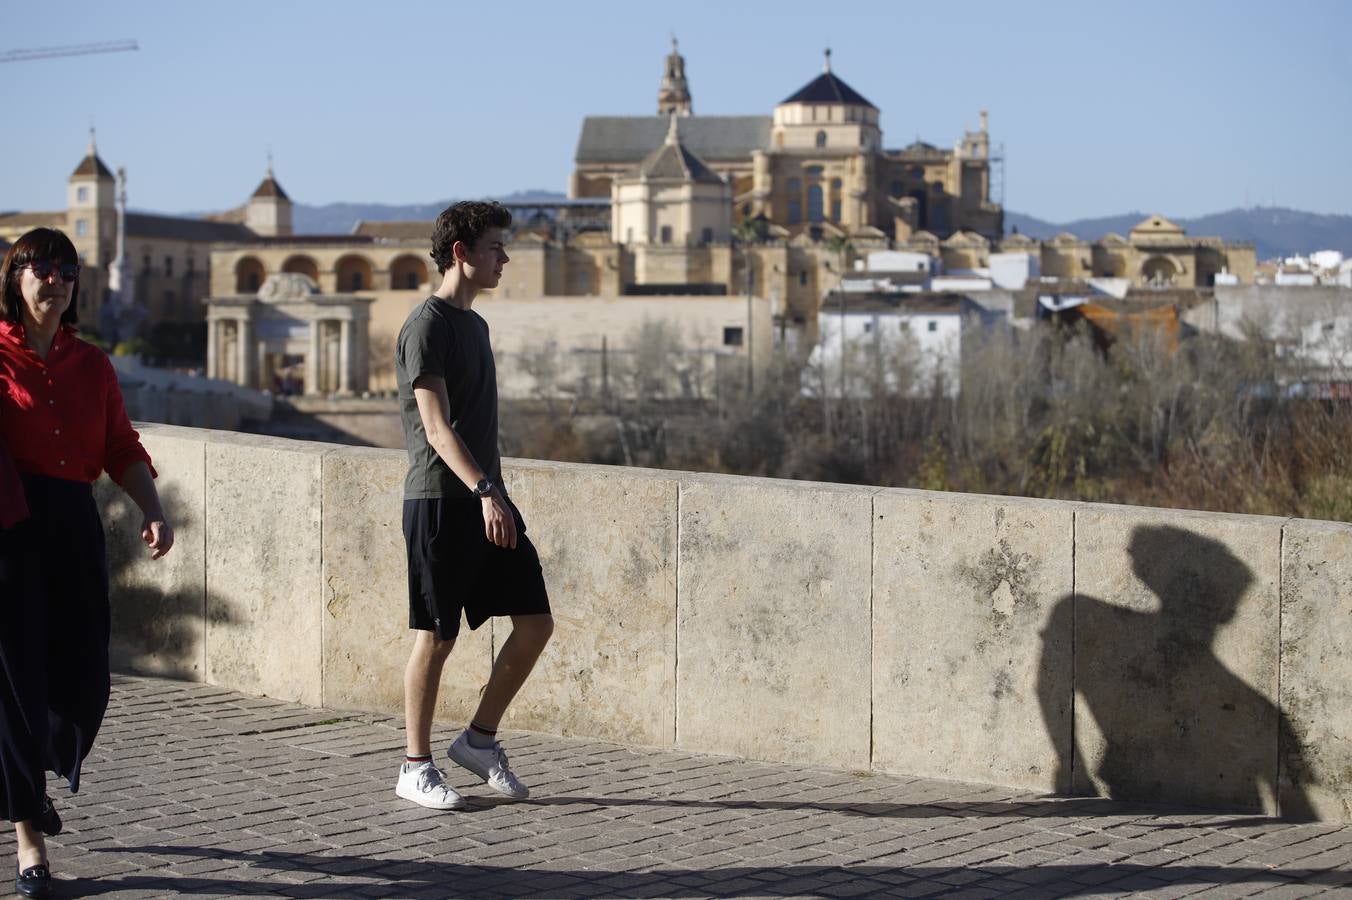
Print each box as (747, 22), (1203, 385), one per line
(246, 158), (293, 237)
(657, 37), (692, 117)
(772, 50), (880, 152)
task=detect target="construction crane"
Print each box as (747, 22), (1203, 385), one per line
(0, 40), (138, 64)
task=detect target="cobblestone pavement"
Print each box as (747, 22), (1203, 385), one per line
(2, 676), (1349, 899)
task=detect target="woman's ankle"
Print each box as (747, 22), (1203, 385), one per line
(13, 822), (47, 869)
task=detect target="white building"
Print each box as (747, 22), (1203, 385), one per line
(808, 293), (997, 397)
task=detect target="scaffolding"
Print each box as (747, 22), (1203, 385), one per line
(989, 142), (1006, 207)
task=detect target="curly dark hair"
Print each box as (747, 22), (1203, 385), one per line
(429, 201), (513, 274)
(1, 227), (80, 325)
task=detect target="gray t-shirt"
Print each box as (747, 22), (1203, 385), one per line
(395, 296), (500, 499)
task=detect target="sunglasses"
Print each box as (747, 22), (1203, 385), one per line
(22, 260), (81, 283)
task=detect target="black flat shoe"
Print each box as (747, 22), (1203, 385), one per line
(37, 796), (61, 836)
(15, 863), (52, 899)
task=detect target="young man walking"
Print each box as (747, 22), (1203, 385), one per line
(393, 201), (554, 810)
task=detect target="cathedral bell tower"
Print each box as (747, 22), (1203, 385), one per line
(657, 37), (692, 117)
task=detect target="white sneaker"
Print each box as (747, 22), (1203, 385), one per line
(447, 732), (530, 799)
(395, 760), (467, 810)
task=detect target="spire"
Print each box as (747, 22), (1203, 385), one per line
(665, 111), (679, 146)
(71, 126), (113, 179)
(657, 35), (692, 117)
(824, 47), (832, 73)
(266, 148), (274, 179)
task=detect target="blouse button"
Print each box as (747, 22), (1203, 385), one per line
(58, 460), (66, 466)
(47, 400), (54, 406)
(53, 428), (61, 435)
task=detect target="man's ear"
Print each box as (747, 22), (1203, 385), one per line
(451, 240), (470, 264)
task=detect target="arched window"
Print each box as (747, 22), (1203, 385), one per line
(390, 254), (428, 291)
(787, 178), (802, 224)
(335, 255), (374, 293)
(815, 130), (827, 148)
(807, 184), (824, 223)
(281, 255), (319, 281)
(830, 178), (843, 222)
(660, 225), (673, 244)
(235, 256), (266, 293)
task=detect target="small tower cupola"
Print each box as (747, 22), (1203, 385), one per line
(611, 112), (730, 247)
(246, 155), (293, 237)
(657, 37), (692, 117)
(70, 126), (115, 181)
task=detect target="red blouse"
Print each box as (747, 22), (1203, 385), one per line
(0, 320), (155, 486)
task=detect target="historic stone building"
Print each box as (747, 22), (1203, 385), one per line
(0, 133), (259, 333)
(0, 51), (1258, 389)
(206, 273), (372, 395)
(574, 44), (1002, 243)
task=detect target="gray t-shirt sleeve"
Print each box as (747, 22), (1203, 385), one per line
(400, 313), (453, 384)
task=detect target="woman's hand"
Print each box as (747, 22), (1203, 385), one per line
(141, 518), (174, 559)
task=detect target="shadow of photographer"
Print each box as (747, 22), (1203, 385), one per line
(1039, 524), (1313, 819)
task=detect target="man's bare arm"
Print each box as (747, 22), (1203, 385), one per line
(412, 374), (516, 548)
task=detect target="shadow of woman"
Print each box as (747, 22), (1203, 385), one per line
(1038, 524), (1314, 819)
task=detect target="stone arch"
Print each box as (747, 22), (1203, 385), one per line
(235, 256), (265, 293)
(282, 254), (320, 281)
(390, 254), (429, 291)
(335, 254), (374, 292)
(1142, 256), (1178, 286)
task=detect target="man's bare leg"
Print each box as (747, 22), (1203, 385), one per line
(404, 630), (455, 756)
(470, 613), (554, 731)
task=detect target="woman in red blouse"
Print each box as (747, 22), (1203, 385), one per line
(0, 228), (174, 898)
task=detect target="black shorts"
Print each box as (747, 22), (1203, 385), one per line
(403, 496), (551, 640)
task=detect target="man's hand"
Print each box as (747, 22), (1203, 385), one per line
(482, 489), (517, 549)
(142, 518), (174, 560)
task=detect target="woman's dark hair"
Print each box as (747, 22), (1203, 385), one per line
(0, 227), (80, 325)
(429, 201), (512, 274)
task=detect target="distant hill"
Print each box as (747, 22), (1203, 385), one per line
(1004, 207), (1352, 261)
(293, 190), (567, 235)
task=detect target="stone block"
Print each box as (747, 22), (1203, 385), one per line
(98, 425), (207, 679)
(321, 448), (493, 721)
(205, 433), (328, 705)
(1280, 518), (1352, 822)
(872, 489), (1073, 790)
(1073, 504), (1284, 813)
(502, 459), (678, 746)
(677, 475), (873, 769)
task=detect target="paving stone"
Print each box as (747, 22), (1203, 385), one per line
(0, 674), (1347, 898)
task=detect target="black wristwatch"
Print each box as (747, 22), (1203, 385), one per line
(472, 478), (494, 498)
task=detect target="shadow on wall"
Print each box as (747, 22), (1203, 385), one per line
(1039, 525), (1314, 819)
(95, 480), (234, 679)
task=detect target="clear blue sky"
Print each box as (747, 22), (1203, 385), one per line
(2, 0), (1348, 223)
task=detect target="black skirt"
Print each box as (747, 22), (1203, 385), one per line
(0, 474), (110, 823)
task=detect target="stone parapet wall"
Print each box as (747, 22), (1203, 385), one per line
(96, 425), (1351, 821)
